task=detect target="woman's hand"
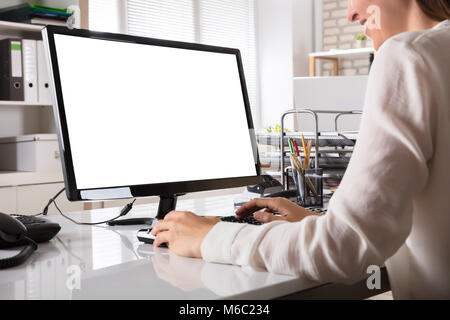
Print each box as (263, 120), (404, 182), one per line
(235, 197), (322, 223)
(151, 211), (220, 258)
(150, 198), (321, 258)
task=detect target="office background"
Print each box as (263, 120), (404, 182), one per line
(0, 0), (394, 300)
(0, 0), (371, 224)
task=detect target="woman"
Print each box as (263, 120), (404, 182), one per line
(152, 0), (450, 299)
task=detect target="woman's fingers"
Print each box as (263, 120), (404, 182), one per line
(154, 230), (170, 248)
(151, 220), (172, 236)
(235, 198), (279, 218)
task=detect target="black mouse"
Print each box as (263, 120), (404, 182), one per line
(0, 212), (27, 243)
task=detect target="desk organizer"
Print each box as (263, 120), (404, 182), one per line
(281, 109), (361, 190)
(256, 109), (362, 191)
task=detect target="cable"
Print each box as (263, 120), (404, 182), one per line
(47, 187), (137, 226)
(21, 188), (67, 217)
(42, 188), (66, 216)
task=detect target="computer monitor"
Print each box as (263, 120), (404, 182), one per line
(42, 26), (261, 221)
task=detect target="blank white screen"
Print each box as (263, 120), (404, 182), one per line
(54, 34), (257, 190)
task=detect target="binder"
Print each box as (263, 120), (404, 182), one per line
(0, 39), (24, 101)
(37, 40), (52, 105)
(22, 39), (38, 103)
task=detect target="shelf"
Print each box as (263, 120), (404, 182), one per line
(0, 170), (63, 188)
(0, 20), (44, 39)
(0, 21), (58, 188)
(0, 101), (52, 107)
(309, 48), (374, 77)
(309, 47), (375, 59)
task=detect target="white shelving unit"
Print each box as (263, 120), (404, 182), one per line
(0, 20), (75, 214)
(0, 100), (52, 107)
(0, 170), (63, 188)
(0, 20), (44, 39)
(309, 47), (375, 77)
(309, 47), (375, 59)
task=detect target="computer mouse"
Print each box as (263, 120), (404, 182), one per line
(136, 228), (168, 248)
(0, 212), (27, 243)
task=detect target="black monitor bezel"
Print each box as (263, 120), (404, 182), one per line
(42, 26), (261, 201)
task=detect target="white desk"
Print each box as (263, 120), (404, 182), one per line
(0, 192), (389, 300)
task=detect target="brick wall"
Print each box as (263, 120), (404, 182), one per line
(321, 0), (373, 76)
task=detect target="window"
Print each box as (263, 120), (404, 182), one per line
(127, 0), (196, 42)
(89, 0), (258, 119)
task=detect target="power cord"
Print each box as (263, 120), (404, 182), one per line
(25, 188), (66, 217)
(44, 188), (137, 226)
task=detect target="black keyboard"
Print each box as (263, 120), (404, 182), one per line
(221, 207), (327, 225)
(0, 215), (61, 249)
(307, 207), (328, 215)
(220, 215), (263, 225)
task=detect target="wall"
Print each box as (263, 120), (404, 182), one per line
(293, 0), (316, 77)
(256, 0), (294, 129)
(321, 0), (373, 76)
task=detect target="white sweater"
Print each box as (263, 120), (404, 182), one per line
(201, 20), (450, 300)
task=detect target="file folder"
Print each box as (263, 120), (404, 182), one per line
(37, 40), (52, 105)
(22, 39), (38, 103)
(0, 39), (24, 101)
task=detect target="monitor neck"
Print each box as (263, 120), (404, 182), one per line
(155, 194), (185, 220)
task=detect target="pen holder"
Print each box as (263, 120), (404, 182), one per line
(291, 165), (323, 207)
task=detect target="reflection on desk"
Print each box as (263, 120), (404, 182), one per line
(0, 193), (322, 300)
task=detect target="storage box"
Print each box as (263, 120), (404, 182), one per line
(0, 134), (61, 172)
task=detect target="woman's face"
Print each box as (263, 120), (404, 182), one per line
(348, 0), (411, 50)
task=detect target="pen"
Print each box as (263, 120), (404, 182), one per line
(288, 138), (295, 155)
(301, 135), (308, 169)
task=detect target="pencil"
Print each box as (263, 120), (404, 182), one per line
(306, 140), (312, 169)
(301, 135), (308, 169)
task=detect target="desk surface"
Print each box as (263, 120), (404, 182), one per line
(0, 192), (325, 300)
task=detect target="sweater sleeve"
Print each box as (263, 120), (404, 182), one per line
(201, 38), (435, 284)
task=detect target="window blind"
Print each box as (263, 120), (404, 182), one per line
(89, 0), (258, 115)
(127, 0), (196, 42)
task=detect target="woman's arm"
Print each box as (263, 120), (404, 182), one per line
(201, 37), (436, 283)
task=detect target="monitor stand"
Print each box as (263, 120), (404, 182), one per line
(107, 194), (184, 226)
